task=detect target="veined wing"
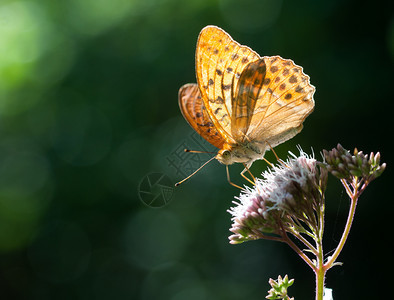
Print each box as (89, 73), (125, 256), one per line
(231, 58), (267, 141)
(245, 56), (315, 146)
(178, 83), (226, 149)
(195, 25), (260, 143)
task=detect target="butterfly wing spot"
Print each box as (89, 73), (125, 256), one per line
(241, 57), (249, 64)
(231, 53), (239, 60)
(270, 65), (279, 73)
(216, 69), (223, 76)
(289, 75), (297, 83)
(219, 114), (228, 122)
(196, 121), (214, 128)
(215, 96), (224, 104)
(295, 85), (304, 93)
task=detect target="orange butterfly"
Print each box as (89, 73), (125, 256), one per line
(177, 26), (315, 187)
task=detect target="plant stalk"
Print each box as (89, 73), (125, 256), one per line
(315, 187), (326, 300)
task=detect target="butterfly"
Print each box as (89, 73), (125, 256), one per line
(177, 25), (315, 187)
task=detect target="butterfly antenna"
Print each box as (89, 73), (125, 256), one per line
(175, 155), (216, 186)
(184, 149), (215, 154)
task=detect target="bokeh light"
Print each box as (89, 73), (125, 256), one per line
(219, 0), (282, 32)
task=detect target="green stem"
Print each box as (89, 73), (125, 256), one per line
(315, 233), (325, 300)
(315, 188), (326, 300)
(315, 263), (325, 300)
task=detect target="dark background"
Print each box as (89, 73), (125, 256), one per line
(0, 0), (392, 299)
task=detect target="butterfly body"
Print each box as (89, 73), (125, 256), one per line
(178, 26), (315, 182)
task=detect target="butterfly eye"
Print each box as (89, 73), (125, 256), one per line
(222, 150), (231, 158)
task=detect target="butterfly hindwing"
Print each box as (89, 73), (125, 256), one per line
(178, 83), (226, 149)
(242, 56), (315, 146)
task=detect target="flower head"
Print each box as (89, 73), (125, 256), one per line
(229, 148), (327, 244)
(266, 275), (294, 300)
(323, 144), (386, 183)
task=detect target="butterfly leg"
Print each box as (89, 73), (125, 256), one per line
(226, 165), (243, 189)
(266, 141), (288, 168)
(241, 163), (256, 186)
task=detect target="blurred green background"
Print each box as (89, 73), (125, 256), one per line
(0, 0), (392, 298)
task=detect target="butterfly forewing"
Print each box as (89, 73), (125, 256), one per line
(178, 83), (226, 149)
(195, 25), (260, 143)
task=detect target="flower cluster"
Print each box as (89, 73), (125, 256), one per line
(323, 144), (386, 183)
(227, 144), (385, 299)
(266, 275), (294, 300)
(228, 149), (327, 244)
(228, 190), (283, 244)
(229, 145), (386, 244)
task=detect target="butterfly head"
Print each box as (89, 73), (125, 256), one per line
(216, 148), (233, 165)
(216, 142), (234, 165)
(216, 142), (264, 166)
